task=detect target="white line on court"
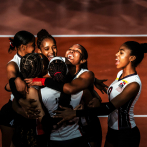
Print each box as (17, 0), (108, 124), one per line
(1, 35), (147, 37)
(99, 115), (147, 117)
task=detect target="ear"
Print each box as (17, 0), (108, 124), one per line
(20, 44), (26, 51)
(129, 56), (136, 62)
(38, 49), (42, 53)
(80, 59), (87, 64)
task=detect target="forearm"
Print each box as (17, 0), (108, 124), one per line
(91, 90), (102, 102)
(7, 62), (19, 80)
(12, 98), (23, 114)
(76, 101), (116, 117)
(9, 78), (23, 101)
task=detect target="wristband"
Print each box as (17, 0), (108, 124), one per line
(32, 78), (46, 86)
(4, 84), (11, 92)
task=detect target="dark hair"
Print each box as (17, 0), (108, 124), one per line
(49, 59), (67, 83)
(20, 53), (49, 79)
(37, 29), (56, 49)
(8, 31), (35, 53)
(77, 44), (88, 69)
(123, 41), (147, 67)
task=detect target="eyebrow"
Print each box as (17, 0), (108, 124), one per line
(119, 49), (124, 51)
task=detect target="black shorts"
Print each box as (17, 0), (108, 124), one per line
(0, 100), (18, 127)
(106, 126), (140, 147)
(79, 116), (102, 144)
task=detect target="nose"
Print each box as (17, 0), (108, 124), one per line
(49, 48), (53, 54)
(115, 51), (119, 57)
(70, 49), (74, 53)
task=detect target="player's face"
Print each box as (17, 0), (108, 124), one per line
(65, 44), (83, 65)
(25, 41), (35, 54)
(115, 45), (132, 69)
(38, 38), (57, 61)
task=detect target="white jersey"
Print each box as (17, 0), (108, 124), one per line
(41, 68), (89, 141)
(107, 70), (142, 130)
(8, 53), (21, 101)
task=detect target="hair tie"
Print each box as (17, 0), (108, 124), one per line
(9, 40), (14, 47)
(54, 72), (61, 76)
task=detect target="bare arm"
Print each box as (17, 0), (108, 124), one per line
(7, 61), (27, 94)
(111, 82), (140, 108)
(7, 62), (19, 79)
(53, 82), (140, 122)
(63, 71), (94, 94)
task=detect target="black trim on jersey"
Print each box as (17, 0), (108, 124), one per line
(118, 95), (136, 130)
(17, 52), (22, 58)
(72, 69), (82, 79)
(118, 72), (137, 81)
(108, 86), (113, 101)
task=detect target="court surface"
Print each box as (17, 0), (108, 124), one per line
(0, 36), (147, 146)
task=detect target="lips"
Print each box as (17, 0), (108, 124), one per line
(48, 55), (54, 61)
(115, 59), (120, 65)
(67, 54), (74, 60)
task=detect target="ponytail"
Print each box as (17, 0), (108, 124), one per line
(37, 29), (56, 49)
(8, 31), (35, 53)
(124, 41), (147, 67)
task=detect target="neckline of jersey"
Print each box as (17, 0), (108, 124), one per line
(118, 72), (137, 81)
(17, 52), (22, 58)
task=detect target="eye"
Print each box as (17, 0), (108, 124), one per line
(75, 50), (80, 53)
(120, 51), (123, 54)
(52, 46), (57, 50)
(44, 47), (49, 50)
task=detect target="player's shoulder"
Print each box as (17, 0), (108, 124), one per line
(79, 69), (94, 80)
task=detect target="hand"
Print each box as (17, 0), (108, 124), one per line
(19, 98), (41, 117)
(15, 77), (28, 94)
(25, 109), (41, 119)
(17, 107), (29, 118)
(74, 104), (84, 110)
(94, 78), (108, 94)
(24, 78), (42, 87)
(88, 97), (101, 108)
(53, 106), (76, 125)
(24, 78), (33, 87)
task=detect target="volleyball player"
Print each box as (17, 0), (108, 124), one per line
(0, 31), (35, 147)
(53, 41), (147, 147)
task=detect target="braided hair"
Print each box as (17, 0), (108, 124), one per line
(20, 53), (49, 79)
(37, 29), (56, 49)
(48, 57), (72, 124)
(8, 31), (35, 53)
(49, 57), (67, 83)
